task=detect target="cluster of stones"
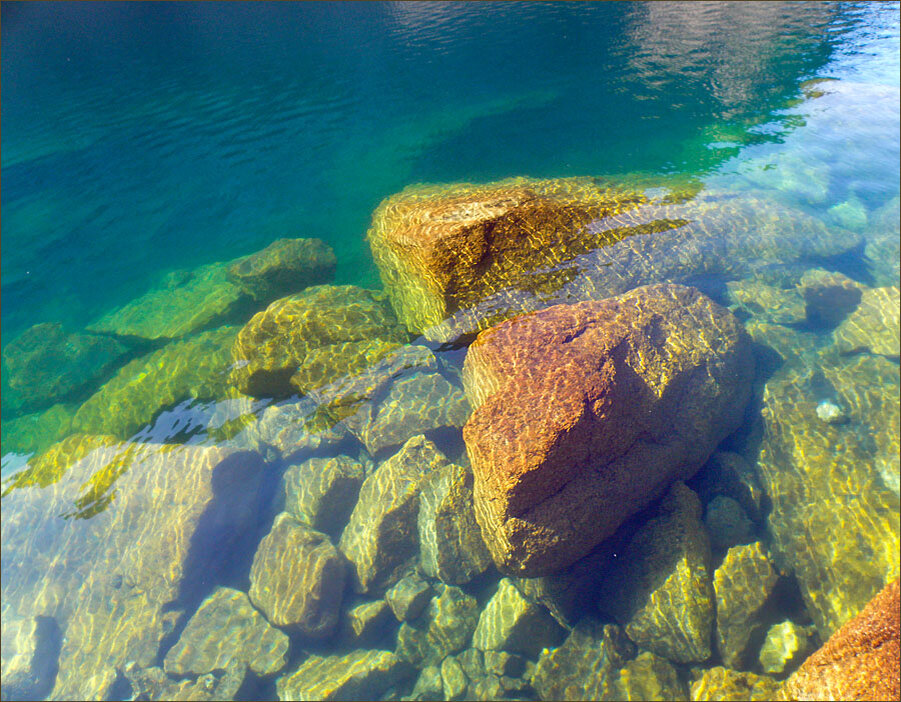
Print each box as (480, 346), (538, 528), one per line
(3, 176), (898, 701)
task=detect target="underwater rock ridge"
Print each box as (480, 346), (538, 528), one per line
(462, 282), (754, 576)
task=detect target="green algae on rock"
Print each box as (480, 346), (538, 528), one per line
(88, 262), (251, 341)
(226, 237), (337, 302)
(690, 667), (781, 701)
(597, 482), (716, 664)
(72, 326), (238, 439)
(0, 402), (77, 457)
(163, 586), (289, 677)
(0, 442), (265, 700)
(753, 352), (900, 638)
(339, 435), (448, 593)
(714, 541), (779, 669)
(248, 512), (346, 637)
(463, 283), (753, 576)
(417, 460), (492, 586)
(229, 284), (408, 398)
(282, 455), (366, 536)
(2, 322), (131, 414)
(275, 649), (414, 702)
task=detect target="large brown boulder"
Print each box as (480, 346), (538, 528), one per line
(780, 578), (899, 702)
(462, 283), (753, 575)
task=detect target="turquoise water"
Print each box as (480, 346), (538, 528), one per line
(1, 2), (899, 701)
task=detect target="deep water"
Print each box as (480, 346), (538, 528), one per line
(1, 2), (899, 701)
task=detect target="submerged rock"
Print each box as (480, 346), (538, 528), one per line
(418, 460), (492, 585)
(780, 578), (899, 702)
(275, 649), (413, 701)
(2, 322), (131, 415)
(597, 482), (716, 664)
(343, 599), (393, 644)
(833, 285), (900, 357)
(612, 651), (688, 701)
(726, 279), (806, 325)
(758, 620), (815, 675)
(690, 667), (781, 701)
(0, 442), (265, 700)
(229, 285), (407, 398)
(368, 178), (859, 342)
(531, 619), (636, 701)
(863, 195), (900, 285)
(704, 495), (755, 550)
(463, 283), (752, 575)
(754, 353), (900, 637)
(385, 574), (433, 622)
(688, 451), (766, 525)
(72, 326), (238, 439)
(88, 262), (250, 341)
(0, 403), (76, 457)
(714, 542), (779, 669)
(248, 397), (349, 463)
(163, 587), (288, 677)
(124, 663), (246, 702)
(282, 455), (366, 536)
(472, 578), (565, 659)
(797, 268), (863, 328)
(339, 436), (448, 593)
(248, 513), (345, 638)
(395, 584), (479, 667)
(226, 237), (336, 302)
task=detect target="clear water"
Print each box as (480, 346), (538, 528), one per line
(1, 2), (898, 701)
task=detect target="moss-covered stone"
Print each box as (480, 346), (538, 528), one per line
(753, 354), (900, 638)
(612, 651), (689, 701)
(418, 461), (492, 585)
(249, 513), (345, 637)
(714, 542), (779, 669)
(597, 482), (715, 663)
(88, 262), (249, 341)
(410, 665), (444, 701)
(1, 442), (265, 700)
(472, 578), (565, 659)
(72, 326), (238, 439)
(163, 587), (288, 677)
(2, 322), (131, 414)
(531, 619), (636, 701)
(275, 649), (413, 701)
(282, 456), (366, 536)
(339, 436), (448, 593)
(229, 285), (407, 398)
(758, 620), (815, 675)
(0, 403), (77, 458)
(833, 285), (900, 357)
(226, 237), (336, 302)
(395, 584), (480, 667)
(690, 667), (781, 701)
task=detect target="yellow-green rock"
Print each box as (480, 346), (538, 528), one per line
(163, 586), (289, 677)
(275, 649), (413, 701)
(417, 461), (492, 585)
(73, 326), (238, 439)
(248, 513), (345, 637)
(2, 322), (131, 414)
(88, 262), (249, 341)
(833, 285), (900, 357)
(0, 403), (77, 457)
(597, 482), (715, 663)
(226, 237), (336, 302)
(0, 441), (265, 700)
(125, 663), (245, 702)
(230, 285), (407, 398)
(338, 435), (447, 593)
(385, 574), (433, 622)
(754, 353), (900, 637)
(395, 584), (480, 667)
(531, 619), (636, 701)
(714, 542), (779, 668)
(612, 651), (689, 701)
(726, 279), (806, 325)
(472, 578), (565, 659)
(690, 666), (781, 701)
(758, 620), (815, 675)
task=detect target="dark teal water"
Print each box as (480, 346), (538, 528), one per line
(1, 3), (899, 701)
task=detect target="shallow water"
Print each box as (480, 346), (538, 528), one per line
(1, 2), (899, 701)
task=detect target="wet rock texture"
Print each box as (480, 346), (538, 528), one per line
(462, 283), (753, 575)
(229, 284), (407, 398)
(395, 584), (480, 667)
(226, 236), (336, 302)
(339, 436), (448, 593)
(368, 178), (859, 342)
(163, 586), (288, 677)
(759, 620), (815, 675)
(780, 578), (900, 702)
(833, 285), (900, 357)
(275, 648), (413, 701)
(472, 578), (565, 658)
(0, 442), (265, 700)
(282, 455), (366, 536)
(690, 667), (781, 701)
(249, 513), (345, 637)
(598, 482), (716, 663)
